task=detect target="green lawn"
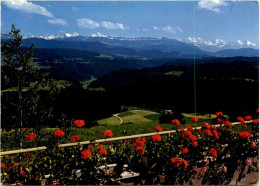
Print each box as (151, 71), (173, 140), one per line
(1, 109), (233, 151)
(97, 116), (121, 126)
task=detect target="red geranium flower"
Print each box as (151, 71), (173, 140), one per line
(25, 132), (37, 141)
(88, 145), (94, 150)
(201, 122), (210, 129)
(102, 130), (113, 137)
(185, 125), (193, 132)
(181, 147), (189, 154)
(154, 126), (163, 132)
(171, 119), (180, 126)
(135, 137), (146, 147)
(252, 119), (259, 125)
(204, 129), (212, 136)
(189, 135), (197, 141)
(151, 134), (162, 142)
(244, 115), (252, 121)
(73, 120), (85, 128)
(135, 146), (145, 155)
(81, 149), (92, 159)
(124, 139), (133, 143)
(217, 118), (223, 123)
(20, 170), (26, 176)
(257, 109), (259, 113)
(251, 142), (257, 149)
(191, 117), (199, 122)
(70, 135), (80, 143)
(7, 164), (18, 172)
(216, 112), (223, 116)
(170, 157), (182, 167)
(210, 125), (217, 131)
(237, 117), (245, 124)
(182, 159), (189, 171)
(1, 163), (5, 169)
(53, 129), (65, 138)
(223, 120), (231, 127)
(243, 124), (247, 128)
(181, 130), (192, 138)
(212, 130), (219, 139)
(208, 148), (217, 159)
(192, 140), (198, 147)
(239, 131), (252, 139)
(97, 145), (107, 156)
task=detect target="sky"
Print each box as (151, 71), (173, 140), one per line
(1, 0), (259, 43)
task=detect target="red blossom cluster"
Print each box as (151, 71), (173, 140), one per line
(7, 164), (18, 172)
(223, 120), (231, 127)
(181, 127), (198, 147)
(102, 130), (113, 137)
(124, 139), (133, 143)
(212, 130), (219, 139)
(154, 126), (163, 132)
(134, 137), (146, 147)
(151, 134), (162, 142)
(20, 170), (26, 176)
(239, 131), (252, 140)
(217, 118), (223, 123)
(208, 148), (217, 159)
(73, 120), (85, 128)
(251, 142), (257, 149)
(181, 147), (189, 154)
(252, 119), (259, 125)
(191, 117), (199, 122)
(97, 145), (107, 156)
(133, 137), (146, 154)
(185, 125), (193, 132)
(25, 132), (37, 141)
(70, 135), (80, 143)
(201, 122), (210, 130)
(1, 163), (5, 169)
(171, 119), (180, 126)
(170, 157), (189, 170)
(237, 117), (245, 124)
(81, 149), (92, 159)
(244, 115), (252, 121)
(88, 145), (94, 150)
(201, 122), (220, 139)
(135, 146), (145, 155)
(53, 129), (65, 138)
(216, 112), (223, 116)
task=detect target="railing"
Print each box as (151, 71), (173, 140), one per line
(1, 121), (252, 156)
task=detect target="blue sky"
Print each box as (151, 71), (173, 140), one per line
(1, 0), (259, 43)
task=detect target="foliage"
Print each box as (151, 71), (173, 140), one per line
(1, 113), (259, 184)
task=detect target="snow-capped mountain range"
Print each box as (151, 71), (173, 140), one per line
(1, 31), (259, 56)
(184, 37), (259, 52)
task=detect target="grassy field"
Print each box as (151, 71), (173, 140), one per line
(1, 109), (232, 151)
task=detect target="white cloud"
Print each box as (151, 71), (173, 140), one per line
(153, 25), (183, 34)
(237, 40), (244, 45)
(3, 0), (53, 17)
(161, 25), (177, 34)
(48, 18), (67, 26)
(101, 21), (128, 30)
(176, 27), (183, 33)
(76, 18), (100, 29)
(198, 0), (228, 13)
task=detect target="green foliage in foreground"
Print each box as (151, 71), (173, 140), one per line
(1, 121), (258, 185)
